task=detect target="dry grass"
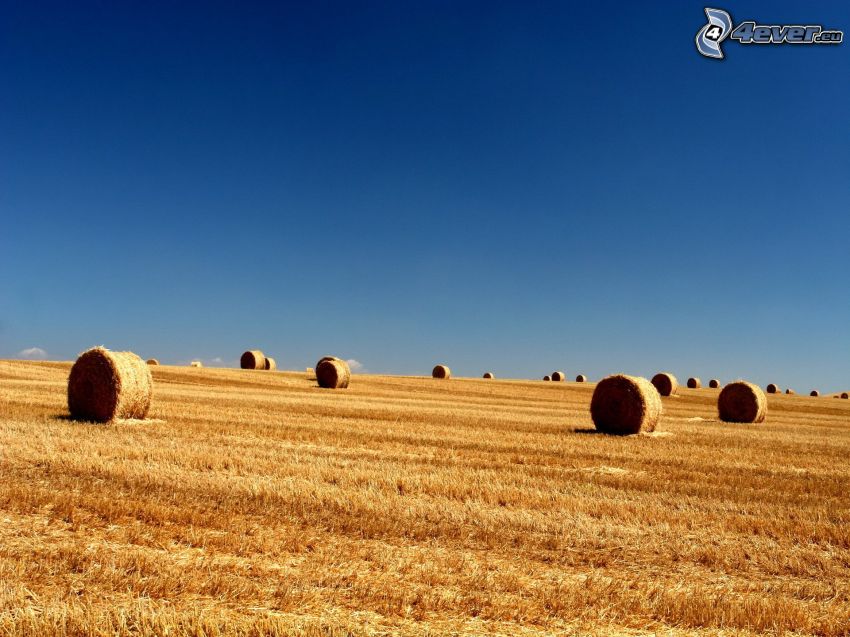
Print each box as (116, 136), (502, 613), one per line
(1, 360), (850, 636)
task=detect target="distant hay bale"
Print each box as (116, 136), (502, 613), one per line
(575, 374), (587, 383)
(551, 371), (565, 382)
(651, 372), (678, 397)
(708, 379), (720, 389)
(766, 383), (780, 394)
(810, 390), (819, 397)
(264, 357), (277, 371)
(67, 347), (152, 423)
(718, 381), (767, 423)
(190, 361), (203, 368)
(483, 372), (494, 379)
(240, 350), (266, 370)
(785, 389), (795, 395)
(316, 357), (350, 389)
(687, 377), (702, 389)
(842, 392), (849, 399)
(432, 365), (451, 379)
(590, 374), (662, 435)
(146, 359), (159, 366)
(543, 375), (551, 381)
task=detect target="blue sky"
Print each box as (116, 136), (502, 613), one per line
(1, 1), (848, 392)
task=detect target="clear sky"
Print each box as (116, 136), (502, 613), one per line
(1, 1), (848, 392)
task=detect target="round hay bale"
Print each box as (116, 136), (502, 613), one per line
(551, 371), (565, 382)
(651, 372), (678, 397)
(543, 375), (551, 381)
(590, 374), (662, 435)
(810, 390), (819, 397)
(146, 359), (159, 366)
(785, 389), (795, 395)
(687, 377), (702, 389)
(708, 379), (720, 389)
(432, 365), (451, 379)
(317, 358), (350, 389)
(68, 347), (152, 423)
(264, 357), (277, 370)
(483, 372), (494, 379)
(718, 381), (767, 423)
(190, 361), (203, 368)
(842, 392), (849, 400)
(766, 383), (780, 394)
(240, 350), (266, 370)
(315, 356), (336, 370)
(575, 374), (587, 383)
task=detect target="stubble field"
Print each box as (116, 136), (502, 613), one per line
(0, 360), (849, 636)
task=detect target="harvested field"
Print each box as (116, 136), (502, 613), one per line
(1, 360), (849, 636)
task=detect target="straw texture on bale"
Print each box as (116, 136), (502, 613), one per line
(316, 357), (350, 389)
(264, 357), (277, 370)
(709, 379), (720, 389)
(766, 383), (780, 394)
(67, 347), (152, 423)
(810, 390), (820, 397)
(575, 374), (587, 383)
(483, 372), (494, 379)
(590, 374), (662, 435)
(190, 361), (203, 368)
(842, 392), (849, 399)
(146, 359), (159, 366)
(551, 371), (565, 382)
(432, 365), (451, 379)
(718, 381), (767, 423)
(651, 372), (678, 397)
(543, 375), (551, 381)
(687, 377), (702, 389)
(240, 350), (266, 370)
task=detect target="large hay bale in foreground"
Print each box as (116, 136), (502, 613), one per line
(766, 383), (780, 394)
(317, 357), (350, 389)
(146, 359), (159, 366)
(651, 372), (678, 397)
(590, 375), (662, 435)
(240, 350), (266, 370)
(810, 390), (820, 397)
(551, 371), (565, 382)
(842, 392), (849, 399)
(543, 375), (551, 381)
(687, 377), (702, 389)
(709, 379), (720, 389)
(264, 357), (277, 370)
(68, 347), (152, 423)
(432, 365), (451, 379)
(575, 374), (587, 383)
(483, 372), (494, 379)
(718, 381), (766, 423)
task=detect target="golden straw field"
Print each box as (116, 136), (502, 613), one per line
(1, 359), (849, 636)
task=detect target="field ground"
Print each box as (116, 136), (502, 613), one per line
(1, 360), (849, 636)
